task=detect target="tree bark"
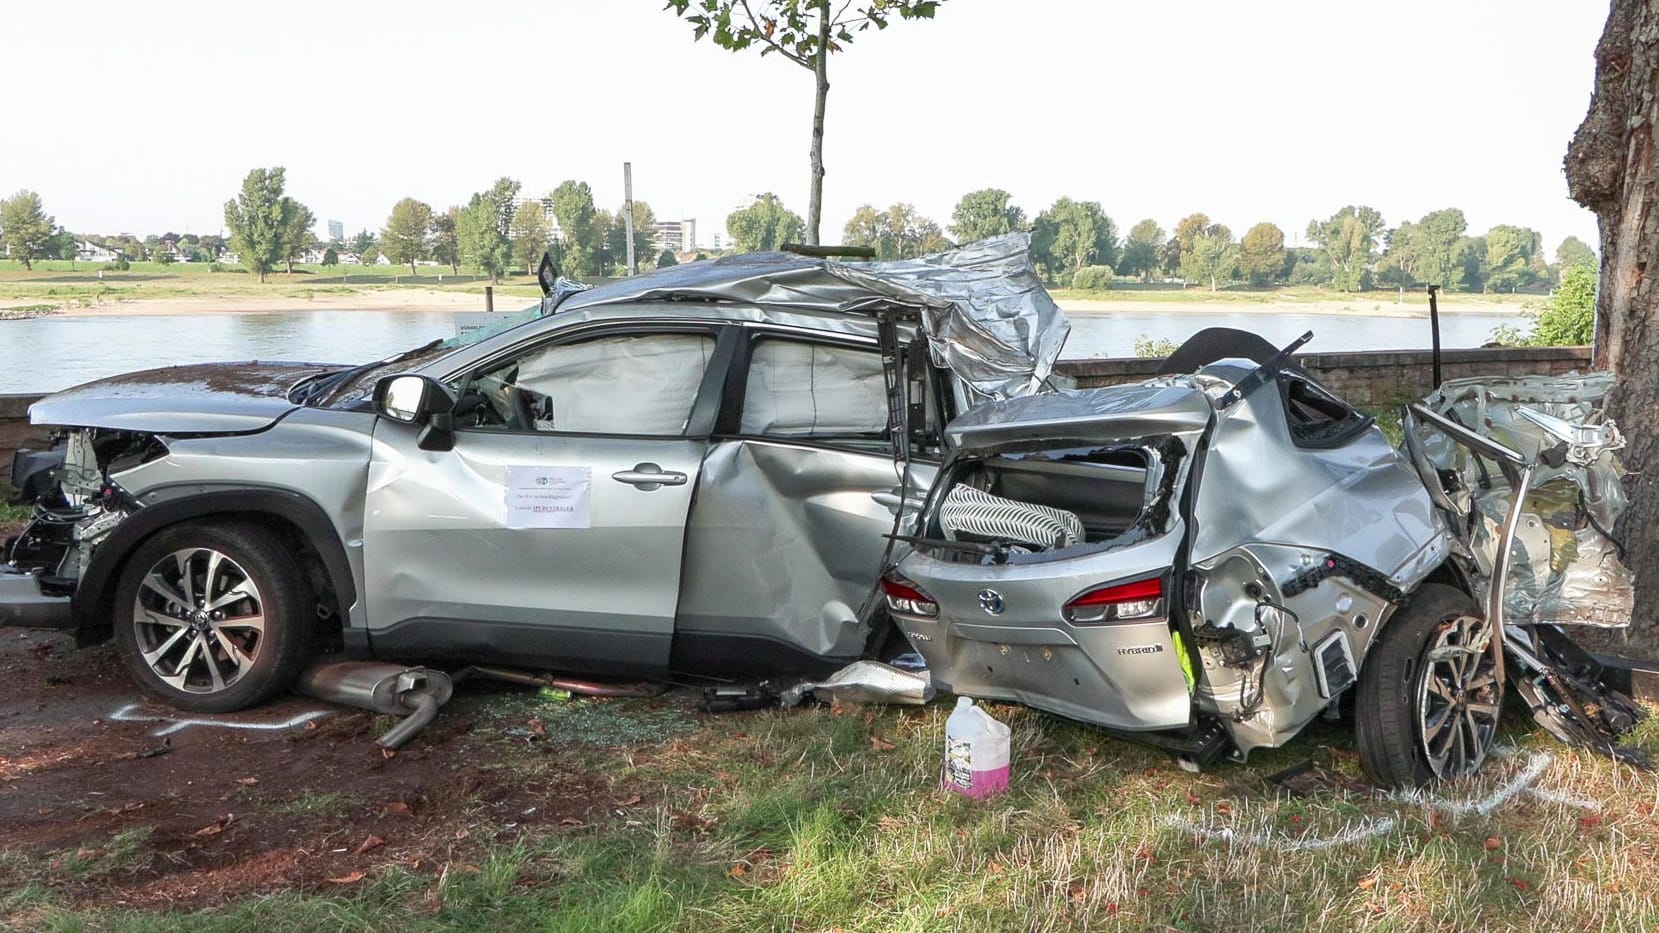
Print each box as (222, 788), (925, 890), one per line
(804, 1), (830, 246)
(1565, 0), (1659, 629)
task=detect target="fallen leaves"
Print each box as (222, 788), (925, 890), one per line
(382, 801), (413, 817)
(193, 814), (235, 837)
(352, 834), (386, 855)
(327, 871), (366, 884)
(236, 776), (259, 787)
(869, 735), (895, 752)
(1483, 836), (1502, 851)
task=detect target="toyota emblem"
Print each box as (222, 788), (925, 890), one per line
(977, 589), (1005, 615)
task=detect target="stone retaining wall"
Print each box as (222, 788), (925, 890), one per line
(1054, 346), (1593, 405)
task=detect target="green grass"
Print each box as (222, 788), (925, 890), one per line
(271, 791), (360, 819)
(10, 690), (1658, 931)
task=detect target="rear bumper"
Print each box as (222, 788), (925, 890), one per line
(0, 568), (74, 630)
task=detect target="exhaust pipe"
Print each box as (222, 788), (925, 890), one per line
(294, 661), (454, 750)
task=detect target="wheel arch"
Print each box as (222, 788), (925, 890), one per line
(72, 488), (357, 646)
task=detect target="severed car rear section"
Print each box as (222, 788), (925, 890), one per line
(887, 383), (1210, 741)
(890, 329), (1645, 785)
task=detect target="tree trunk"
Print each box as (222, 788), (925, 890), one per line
(1565, 0), (1659, 630)
(411, 260), (417, 275)
(804, 2), (830, 246)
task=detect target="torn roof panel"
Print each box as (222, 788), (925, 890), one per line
(560, 233), (1070, 401)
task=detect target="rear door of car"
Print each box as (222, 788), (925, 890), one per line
(361, 320), (736, 677)
(670, 323), (941, 675)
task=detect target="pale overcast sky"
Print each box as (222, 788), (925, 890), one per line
(4, 0), (1607, 252)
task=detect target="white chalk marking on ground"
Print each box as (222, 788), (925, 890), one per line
(110, 702), (329, 737)
(1395, 753), (1598, 815)
(1170, 752), (1600, 852)
(1166, 815), (1398, 852)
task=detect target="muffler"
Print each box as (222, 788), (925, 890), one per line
(294, 661), (454, 750)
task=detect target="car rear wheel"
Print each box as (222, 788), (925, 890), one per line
(1354, 583), (1502, 788)
(113, 521), (314, 713)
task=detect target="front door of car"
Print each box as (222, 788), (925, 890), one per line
(361, 324), (732, 677)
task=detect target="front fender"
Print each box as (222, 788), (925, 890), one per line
(72, 487), (358, 646)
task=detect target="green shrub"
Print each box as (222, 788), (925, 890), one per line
(1133, 334), (1179, 358)
(1490, 264), (1595, 346)
(1071, 264), (1115, 290)
(208, 261), (227, 273)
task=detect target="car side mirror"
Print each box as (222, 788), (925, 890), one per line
(373, 375), (457, 452)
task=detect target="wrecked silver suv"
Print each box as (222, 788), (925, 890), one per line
(888, 329), (1642, 787)
(0, 236), (1064, 713)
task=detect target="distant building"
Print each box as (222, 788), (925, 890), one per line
(652, 219), (696, 253)
(510, 197), (564, 241)
(326, 219), (344, 243)
(74, 241), (122, 263)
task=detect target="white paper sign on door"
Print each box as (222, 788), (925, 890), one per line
(504, 466), (592, 529)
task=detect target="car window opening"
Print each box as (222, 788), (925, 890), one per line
(924, 446), (1161, 562)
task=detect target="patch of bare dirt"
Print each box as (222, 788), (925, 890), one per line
(0, 630), (645, 910)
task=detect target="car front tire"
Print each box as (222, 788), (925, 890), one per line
(1354, 583), (1502, 788)
(112, 521), (314, 713)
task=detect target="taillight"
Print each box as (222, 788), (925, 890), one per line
(882, 573), (939, 619)
(1063, 576), (1164, 624)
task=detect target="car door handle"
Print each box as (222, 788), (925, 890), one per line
(612, 463), (687, 491)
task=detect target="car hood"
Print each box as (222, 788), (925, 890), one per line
(30, 361), (346, 433)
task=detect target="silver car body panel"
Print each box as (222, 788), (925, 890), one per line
(675, 439), (935, 663)
(358, 418), (706, 674)
(1190, 362), (1452, 585)
(105, 407), (377, 628)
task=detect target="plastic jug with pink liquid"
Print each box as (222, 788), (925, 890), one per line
(942, 696), (1010, 798)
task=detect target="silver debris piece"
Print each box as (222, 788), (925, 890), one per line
(780, 660), (937, 708)
(1411, 374), (1633, 629)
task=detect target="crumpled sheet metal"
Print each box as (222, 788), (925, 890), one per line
(558, 233), (1069, 401)
(1415, 374), (1633, 628)
(779, 660), (936, 707)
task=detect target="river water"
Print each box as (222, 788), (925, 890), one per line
(0, 307), (1524, 394)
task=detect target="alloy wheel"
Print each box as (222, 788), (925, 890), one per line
(130, 547), (265, 695)
(1416, 612), (1502, 778)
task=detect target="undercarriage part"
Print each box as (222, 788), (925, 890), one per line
(294, 661), (454, 750)
(1504, 625), (1648, 766)
(702, 683), (781, 712)
(778, 660), (934, 707)
(454, 665), (667, 698)
(1114, 717), (1235, 772)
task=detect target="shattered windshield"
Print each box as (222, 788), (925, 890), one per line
(291, 304), (545, 409)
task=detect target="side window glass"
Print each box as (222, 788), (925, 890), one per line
(459, 332), (714, 435)
(740, 339), (889, 444)
(1282, 374), (1371, 447)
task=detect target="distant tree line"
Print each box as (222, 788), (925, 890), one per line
(5, 178), (1598, 296)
